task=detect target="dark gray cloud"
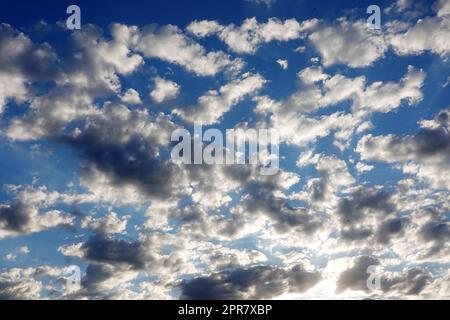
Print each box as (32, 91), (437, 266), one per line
(1, 13), (449, 301)
(336, 187), (398, 242)
(419, 218), (450, 257)
(381, 268), (432, 295)
(310, 178), (328, 202)
(73, 137), (181, 200)
(376, 217), (408, 244)
(0, 201), (74, 238)
(82, 235), (151, 269)
(81, 264), (116, 295)
(336, 256), (379, 293)
(59, 109), (184, 201)
(337, 256), (432, 295)
(180, 264), (321, 299)
(357, 108), (450, 190)
(0, 23), (59, 81)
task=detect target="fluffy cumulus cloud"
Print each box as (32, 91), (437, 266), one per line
(308, 19), (387, 68)
(150, 77), (180, 103)
(0, 23), (59, 113)
(120, 88), (142, 105)
(132, 23), (242, 76)
(187, 17), (318, 54)
(337, 256), (432, 296)
(389, 0), (450, 58)
(0, 0), (449, 300)
(0, 186), (74, 239)
(252, 65), (424, 149)
(174, 72), (265, 124)
(307, 2), (450, 68)
(180, 264), (321, 299)
(357, 108), (450, 190)
(244, 0), (277, 8)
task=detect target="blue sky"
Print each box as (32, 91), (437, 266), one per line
(0, 0), (449, 299)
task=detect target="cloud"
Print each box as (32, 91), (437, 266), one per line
(354, 65), (425, 113)
(337, 188), (395, 225)
(0, 10), (449, 300)
(307, 4), (450, 68)
(60, 104), (186, 201)
(5, 23), (143, 141)
(356, 162), (374, 173)
(81, 212), (130, 236)
(81, 263), (139, 297)
(188, 18), (318, 54)
(389, 3), (450, 58)
(0, 201), (74, 239)
(337, 256), (432, 296)
(434, 0), (450, 17)
(308, 19), (387, 68)
(244, 0), (277, 8)
(0, 23), (59, 113)
(0, 272), (42, 299)
(253, 66), (423, 149)
(297, 154), (355, 206)
(357, 108), (450, 190)
(150, 77), (180, 103)
(276, 59), (288, 69)
(174, 73), (265, 124)
(134, 23), (242, 76)
(0, 72), (28, 114)
(0, 266), (70, 299)
(335, 187), (403, 244)
(180, 264), (321, 299)
(120, 88), (142, 105)
(3, 246), (30, 261)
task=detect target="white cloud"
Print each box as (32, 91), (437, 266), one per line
(434, 0), (450, 17)
(134, 24), (241, 76)
(354, 65), (425, 113)
(0, 269), (43, 299)
(308, 19), (387, 68)
(188, 18), (318, 54)
(96, 24), (144, 75)
(150, 77), (180, 103)
(0, 73), (27, 114)
(4, 23), (145, 141)
(0, 203), (74, 239)
(120, 88), (142, 105)
(244, 0), (277, 7)
(82, 212), (130, 235)
(356, 162), (374, 173)
(357, 108), (450, 190)
(4, 253), (16, 261)
(254, 65), (424, 149)
(0, 23), (58, 114)
(276, 59), (288, 69)
(1, 13), (449, 300)
(297, 66), (329, 84)
(174, 73), (265, 124)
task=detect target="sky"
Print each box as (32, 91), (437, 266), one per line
(0, 0), (449, 300)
